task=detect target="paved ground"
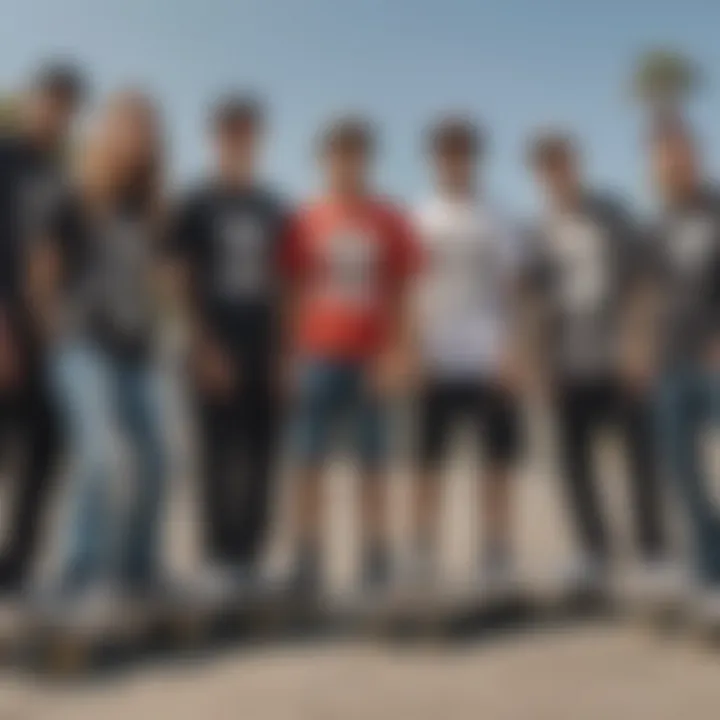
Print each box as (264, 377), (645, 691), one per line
(1, 397), (719, 719)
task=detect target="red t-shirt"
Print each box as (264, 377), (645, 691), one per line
(280, 196), (421, 360)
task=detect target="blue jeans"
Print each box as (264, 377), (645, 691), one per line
(656, 366), (720, 583)
(52, 341), (166, 593)
(291, 359), (388, 472)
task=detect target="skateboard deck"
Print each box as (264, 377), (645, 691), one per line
(353, 583), (535, 642)
(25, 604), (150, 677)
(0, 600), (28, 665)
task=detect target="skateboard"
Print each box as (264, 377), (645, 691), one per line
(152, 575), (329, 651)
(25, 601), (150, 677)
(354, 583), (535, 643)
(0, 599), (28, 665)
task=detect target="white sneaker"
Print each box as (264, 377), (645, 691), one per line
(193, 564), (243, 608)
(694, 586), (720, 629)
(479, 558), (520, 600)
(401, 549), (437, 590)
(63, 583), (125, 634)
(560, 556), (608, 598)
(623, 560), (685, 608)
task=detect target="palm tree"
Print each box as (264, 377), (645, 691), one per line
(631, 49), (702, 128)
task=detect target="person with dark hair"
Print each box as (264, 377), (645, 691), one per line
(28, 91), (168, 618)
(527, 130), (667, 598)
(0, 60), (87, 594)
(281, 116), (421, 597)
(410, 115), (525, 590)
(170, 93), (286, 585)
(649, 124), (720, 614)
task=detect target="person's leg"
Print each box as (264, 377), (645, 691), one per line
(355, 367), (393, 590)
(232, 366), (278, 570)
(51, 343), (117, 594)
(478, 384), (522, 577)
(617, 383), (666, 561)
(289, 360), (342, 592)
(113, 360), (167, 591)
(0, 393), (24, 589)
(196, 392), (238, 565)
(555, 381), (609, 565)
(411, 382), (454, 581)
(656, 370), (717, 582)
(0, 382), (60, 589)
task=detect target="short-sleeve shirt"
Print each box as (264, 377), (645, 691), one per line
(44, 189), (159, 361)
(528, 192), (643, 377)
(170, 182), (288, 351)
(280, 196), (421, 361)
(414, 195), (523, 378)
(0, 134), (64, 305)
(649, 185), (720, 365)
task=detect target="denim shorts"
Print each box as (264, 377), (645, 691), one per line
(291, 358), (388, 472)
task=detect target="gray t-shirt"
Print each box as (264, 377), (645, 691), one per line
(649, 185), (720, 367)
(529, 192), (643, 378)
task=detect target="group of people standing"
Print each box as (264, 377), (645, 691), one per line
(2, 60), (720, 624)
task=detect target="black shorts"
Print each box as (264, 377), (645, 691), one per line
(417, 380), (522, 470)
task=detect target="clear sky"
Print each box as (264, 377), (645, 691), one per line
(2, 0), (719, 213)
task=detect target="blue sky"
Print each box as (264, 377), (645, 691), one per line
(2, 0), (719, 213)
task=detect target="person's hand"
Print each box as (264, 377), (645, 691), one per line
(0, 315), (21, 390)
(371, 348), (412, 399)
(705, 337), (720, 374)
(619, 351), (657, 395)
(494, 351), (526, 396)
(194, 336), (236, 397)
(276, 354), (299, 405)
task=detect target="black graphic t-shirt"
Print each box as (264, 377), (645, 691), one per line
(44, 189), (159, 361)
(528, 192), (645, 378)
(0, 134), (64, 305)
(171, 182), (288, 353)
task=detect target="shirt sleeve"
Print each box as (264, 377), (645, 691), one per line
(277, 210), (309, 280)
(167, 195), (201, 262)
(386, 207), (425, 282)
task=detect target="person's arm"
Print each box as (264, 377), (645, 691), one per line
(373, 207), (424, 398)
(167, 196), (235, 395)
(25, 189), (70, 344)
(275, 209), (308, 400)
(613, 207), (665, 391)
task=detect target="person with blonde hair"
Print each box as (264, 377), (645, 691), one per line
(29, 90), (168, 615)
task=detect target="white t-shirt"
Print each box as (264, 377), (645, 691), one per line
(414, 195), (522, 378)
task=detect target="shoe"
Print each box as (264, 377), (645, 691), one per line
(693, 585), (720, 629)
(194, 563), (244, 607)
(478, 553), (520, 600)
(560, 555), (608, 600)
(288, 550), (323, 601)
(61, 582), (125, 634)
(401, 548), (437, 590)
(622, 560), (685, 609)
(360, 546), (392, 598)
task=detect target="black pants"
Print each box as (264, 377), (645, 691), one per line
(555, 376), (665, 562)
(0, 316), (59, 588)
(196, 351), (278, 567)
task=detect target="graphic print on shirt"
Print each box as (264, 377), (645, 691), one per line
(668, 215), (717, 277)
(99, 216), (153, 335)
(430, 231), (503, 315)
(214, 212), (267, 299)
(551, 219), (608, 315)
(318, 227), (379, 308)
